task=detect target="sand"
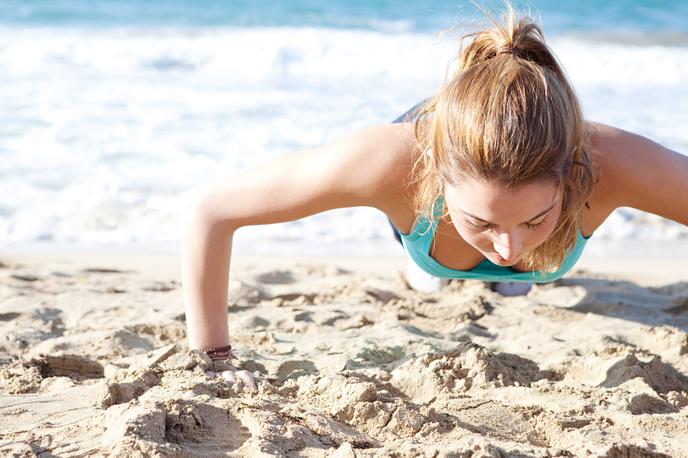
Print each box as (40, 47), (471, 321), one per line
(1, 249), (687, 457)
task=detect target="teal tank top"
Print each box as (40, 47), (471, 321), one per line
(396, 196), (590, 283)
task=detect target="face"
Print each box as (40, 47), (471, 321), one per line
(443, 177), (562, 267)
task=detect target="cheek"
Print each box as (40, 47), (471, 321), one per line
(523, 228), (548, 247)
(522, 219), (559, 248)
(456, 228), (492, 250)
(449, 215), (494, 250)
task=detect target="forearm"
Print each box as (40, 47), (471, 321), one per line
(181, 208), (234, 351)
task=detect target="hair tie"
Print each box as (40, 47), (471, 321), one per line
(497, 44), (519, 56)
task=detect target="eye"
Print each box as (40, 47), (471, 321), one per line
(465, 219), (545, 231)
(466, 220), (493, 231)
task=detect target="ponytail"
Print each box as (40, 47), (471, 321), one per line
(410, 3), (594, 273)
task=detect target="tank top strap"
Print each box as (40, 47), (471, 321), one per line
(432, 195), (444, 219)
(418, 195), (443, 253)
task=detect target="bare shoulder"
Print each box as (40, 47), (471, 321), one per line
(585, 121), (688, 226)
(584, 122), (622, 207)
(339, 122), (420, 213)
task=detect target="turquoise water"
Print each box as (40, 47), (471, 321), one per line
(2, 0), (688, 36)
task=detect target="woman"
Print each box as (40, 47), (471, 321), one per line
(181, 8), (688, 388)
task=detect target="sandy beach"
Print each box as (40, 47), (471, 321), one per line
(0, 248), (687, 457)
(2, 0), (687, 455)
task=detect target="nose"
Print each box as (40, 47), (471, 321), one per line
(492, 231), (521, 261)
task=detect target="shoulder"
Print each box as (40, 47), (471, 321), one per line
(584, 121), (642, 208)
(336, 122), (421, 209)
(584, 121), (688, 225)
(332, 121), (424, 231)
(375, 122), (425, 225)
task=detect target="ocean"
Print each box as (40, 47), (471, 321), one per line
(1, 0), (687, 254)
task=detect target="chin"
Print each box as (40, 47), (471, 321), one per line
(489, 254), (520, 266)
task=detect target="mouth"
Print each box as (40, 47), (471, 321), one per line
(491, 253), (520, 265)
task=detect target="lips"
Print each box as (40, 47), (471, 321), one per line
(493, 254), (519, 265)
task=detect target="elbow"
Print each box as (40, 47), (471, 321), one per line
(183, 190), (239, 234)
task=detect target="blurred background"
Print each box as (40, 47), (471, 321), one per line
(1, 0), (687, 256)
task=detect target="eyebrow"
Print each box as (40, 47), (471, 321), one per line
(461, 202), (557, 225)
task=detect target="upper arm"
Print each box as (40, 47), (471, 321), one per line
(590, 122), (688, 226)
(191, 123), (416, 229)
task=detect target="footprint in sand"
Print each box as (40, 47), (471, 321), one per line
(565, 350), (688, 396)
(102, 399), (250, 455)
(254, 269), (295, 285)
(80, 267), (133, 274)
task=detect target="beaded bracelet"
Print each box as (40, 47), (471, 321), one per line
(203, 344), (232, 361)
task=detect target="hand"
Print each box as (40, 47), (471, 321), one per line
(206, 362), (258, 392)
(200, 344), (259, 391)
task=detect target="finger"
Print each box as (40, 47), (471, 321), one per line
(236, 370), (257, 391)
(221, 370), (237, 383)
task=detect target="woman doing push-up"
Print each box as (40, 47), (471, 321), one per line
(181, 6), (688, 388)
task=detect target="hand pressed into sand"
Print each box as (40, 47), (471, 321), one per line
(206, 362), (258, 392)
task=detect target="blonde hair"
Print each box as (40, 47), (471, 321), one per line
(410, 4), (594, 273)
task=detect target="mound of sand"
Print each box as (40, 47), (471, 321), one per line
(1, 255), (687, 456)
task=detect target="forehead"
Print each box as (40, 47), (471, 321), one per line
(444, 178), (558, 220)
